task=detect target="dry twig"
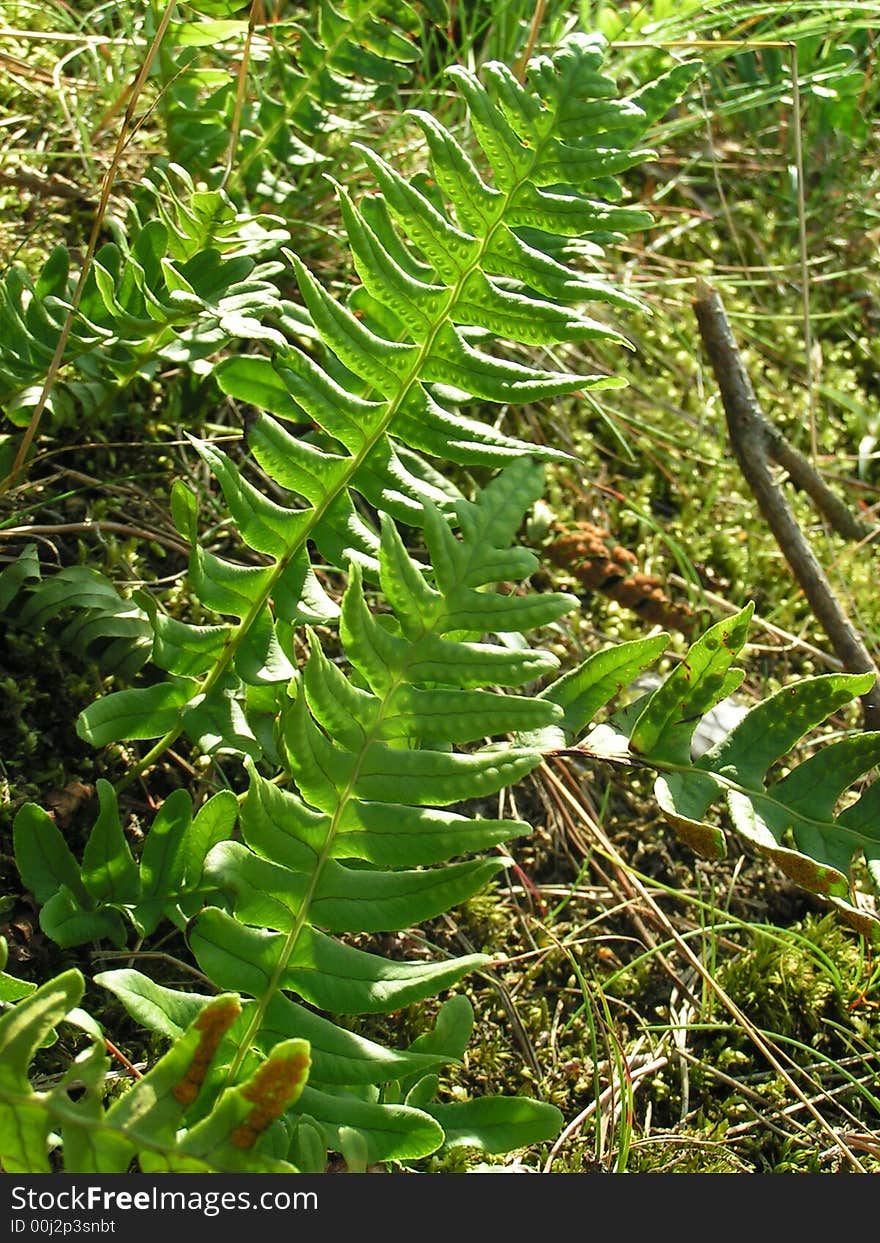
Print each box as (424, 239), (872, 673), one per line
(693, 277), (880, 729)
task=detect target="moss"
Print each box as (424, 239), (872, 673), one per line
(714, 915), (876, 1043)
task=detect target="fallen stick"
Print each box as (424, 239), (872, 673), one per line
(692, 277), (880, 730)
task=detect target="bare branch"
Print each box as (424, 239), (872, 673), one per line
(693, 277), (880, 730)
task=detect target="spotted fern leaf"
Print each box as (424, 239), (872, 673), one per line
(0, 967), (309, 1173)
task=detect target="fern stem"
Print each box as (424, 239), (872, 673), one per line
(225, 670), (407, 1081)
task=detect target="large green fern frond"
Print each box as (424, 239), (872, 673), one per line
(541, 608), (880, 935)
(10, 33), (706, 1169)
(163, 0), (439, 197)
(18, 461), (572, 1165)
(77, 34), (698, 771)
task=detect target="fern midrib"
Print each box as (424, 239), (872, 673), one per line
(224, 662), (413, 1081)
(123, 97), (560, 791)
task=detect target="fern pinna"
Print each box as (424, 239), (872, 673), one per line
(0, 546), (152, 681)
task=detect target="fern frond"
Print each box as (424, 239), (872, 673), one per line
(13, 783), (237, 945)
(35, 462), (569, 1164)
(0, 970), (309, 1172)
(78, 34), (697, 767)
(0, 169), (286, 422)
(0, 545), (152, 680)
(553, 608), (880, 934)
(180, 460), (571, 1162)
(25, 34), (702, 1166)
(163, 0), (436, 196)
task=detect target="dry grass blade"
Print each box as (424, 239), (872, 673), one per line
(540, 760), (868, 1173)
(220, 0), (262, 190)
(543, 1051), (669, 1173)
(1, 521), (190, 556)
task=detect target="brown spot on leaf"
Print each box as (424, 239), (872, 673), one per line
(776, 854), (837, 896)
(671, 819), (727, 860)
(173, 997), (241, 1106)
(230, 1052), (311, 1150)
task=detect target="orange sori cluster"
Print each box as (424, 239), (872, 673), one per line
(231, 1051), (311, 1150)
(172, 999), (242, 1107)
